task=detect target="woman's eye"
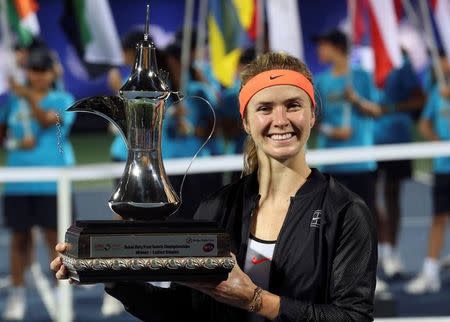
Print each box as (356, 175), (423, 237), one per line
(287, 102), (302, 109)
(257, 106), (271, 112)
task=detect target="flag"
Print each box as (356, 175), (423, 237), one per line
(4, 0), (39, 47)
(430, 0), (450, 65)
(60, 0), (123, 79)
(0, 0), (25, 98)
(208, 0), (255, 87)
(266, 0), (304, 60)
(246, 0), (258, 41)
(350, 0), (402, 87)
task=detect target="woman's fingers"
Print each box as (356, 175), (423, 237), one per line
(55, 263), (68, 280)
(55, 242), (68, 253)
(50, 256), (62, 272)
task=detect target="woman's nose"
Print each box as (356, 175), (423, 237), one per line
(273, 106), (289, 127)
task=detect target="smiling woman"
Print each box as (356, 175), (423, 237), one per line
(51, 52), (377, 322)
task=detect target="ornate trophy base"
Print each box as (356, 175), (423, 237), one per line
(62, 220), (234, 283)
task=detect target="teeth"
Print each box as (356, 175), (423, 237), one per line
(270, 133), (293, 140)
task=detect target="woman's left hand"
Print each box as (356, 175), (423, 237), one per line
(180, 253), (257, 311)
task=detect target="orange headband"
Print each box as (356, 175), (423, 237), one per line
(238, 69), (315, 118)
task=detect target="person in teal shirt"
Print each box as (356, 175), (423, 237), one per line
(374, 52), (425, 279)
(163, 41), (222, 218)
(406, 53), (450, 295)
(0, 48), (75, 320)
(313, 30), (388, 295)
(313, 29), (381, 212)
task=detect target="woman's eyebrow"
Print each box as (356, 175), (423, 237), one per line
(283, 96), (304, 104)
(254, 100), (274, 106)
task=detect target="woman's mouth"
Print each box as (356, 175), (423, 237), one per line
(267, 132), (295, 141)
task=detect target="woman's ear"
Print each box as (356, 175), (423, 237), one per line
(243, 118), (251, 135)
(310, 111), (316, 128)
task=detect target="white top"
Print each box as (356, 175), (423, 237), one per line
(244, 234), (276, 322)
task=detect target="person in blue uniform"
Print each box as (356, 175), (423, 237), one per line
(313, 30), (388, 295)
(0, 48), (75, 320)
(406, 53), (450, 294)
(374, 51), (425, 279)
(313, 29), (381, 214)
(163, 41), (222, 218)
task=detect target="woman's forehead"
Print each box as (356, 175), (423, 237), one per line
(249, 85), (310, 104)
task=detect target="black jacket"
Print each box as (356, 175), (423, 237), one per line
(106, 169), (377, 321)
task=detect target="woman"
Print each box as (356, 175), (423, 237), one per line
(51, 52), (377, 321)
(1, 47), (75, 320)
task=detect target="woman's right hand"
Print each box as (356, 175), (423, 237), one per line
(50, 243), (71, 281)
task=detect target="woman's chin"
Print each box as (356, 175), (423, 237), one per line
(264, 149), (301, 163)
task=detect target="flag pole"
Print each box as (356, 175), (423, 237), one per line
(401, 0), (422, 30)
(343, 0), (355, 127)
(255, 0), (265, 56)
(195, 0), (208, 64)
(346, 0), (355, 86)
(418, 0), (446, 87)
(0, 0), (18, 75)
(180, 0), (195, 93)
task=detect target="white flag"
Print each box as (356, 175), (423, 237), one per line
(266, 0), (304, 60)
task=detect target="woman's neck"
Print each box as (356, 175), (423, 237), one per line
(256, 152), (311, 201)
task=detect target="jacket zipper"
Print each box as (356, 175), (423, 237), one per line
(268, 196), (295, 290)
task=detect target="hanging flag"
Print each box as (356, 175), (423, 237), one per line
(266, 0), (304, 60)
(367, 0), (402, 87)
(350, 0), (402, 87)
(60, 0), (123, 79)
(4, 0), (39, 47)
(349, 0), (367, 44)
(246, 0), (258, 41)
(208, 0), (255, 87)
(430, 0), (450, 65)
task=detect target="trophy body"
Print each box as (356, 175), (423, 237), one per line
(61, 27), (233, 283)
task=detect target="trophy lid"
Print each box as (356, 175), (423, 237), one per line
(120, 5), (169, 99)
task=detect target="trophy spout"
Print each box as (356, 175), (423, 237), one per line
(67, 96), (127, 141)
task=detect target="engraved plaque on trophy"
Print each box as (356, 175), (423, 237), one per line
(60, 9), (234, 283)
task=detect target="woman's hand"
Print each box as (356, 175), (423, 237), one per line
(180, 254), (256, 311)
(50, 243), (75, 283)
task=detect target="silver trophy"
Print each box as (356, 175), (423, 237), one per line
(61, 7), (233, 283)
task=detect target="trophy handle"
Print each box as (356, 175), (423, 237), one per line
(167, 91), (184, 106)
(67, 96), (128, 142)
(169, 95), (216, 217)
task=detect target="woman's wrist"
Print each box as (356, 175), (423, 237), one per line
(247, 286), (281, 320)
(248, 286), (263, 313)
(258, 291), (281, 320)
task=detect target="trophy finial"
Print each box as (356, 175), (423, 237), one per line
(119, 3), (169, 95)
(144, 4), (150, 42)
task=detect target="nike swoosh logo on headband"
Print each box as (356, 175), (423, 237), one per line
(269, 74), (284, 80)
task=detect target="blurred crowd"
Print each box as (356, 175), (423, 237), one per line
(0, 26), (449, 320)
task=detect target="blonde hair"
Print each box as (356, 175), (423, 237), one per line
(240, 52), (314, 176)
